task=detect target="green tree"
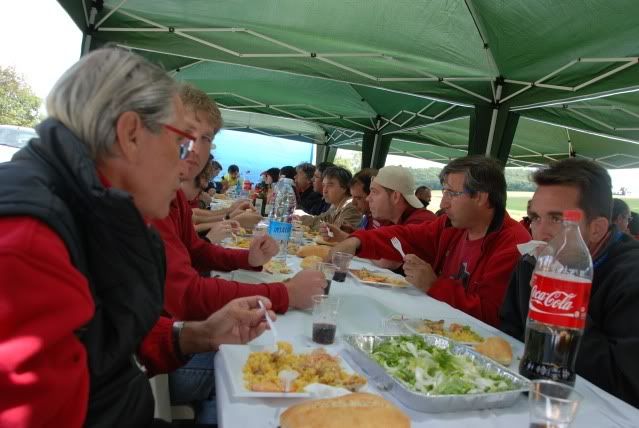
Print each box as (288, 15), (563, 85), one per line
(0, 66), (41, 127)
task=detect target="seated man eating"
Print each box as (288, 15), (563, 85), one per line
(330, 156), (530, 326)
(499, 158), (639, 408)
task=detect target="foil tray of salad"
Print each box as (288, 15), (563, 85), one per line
(342, 334), (529, 413)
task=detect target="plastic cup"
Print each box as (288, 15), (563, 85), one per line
(331, 252), (353, 282)
(311, 295), (340, 345)
(528, 380), (583, 428)
(313, 262), (338, 295)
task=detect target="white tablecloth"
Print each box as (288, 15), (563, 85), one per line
(212, 255), (639, 427)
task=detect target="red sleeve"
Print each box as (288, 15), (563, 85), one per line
(152, 213), (290, 321)
(352, 216), (445, 264)
(137, 316), (183, 377)
(174, 190), (259, 273)
(0, 218), (93, 428)
(427, 221), (531, 326)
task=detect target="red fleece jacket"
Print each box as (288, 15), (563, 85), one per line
(352, 213), (530, 326)
(151, 190), (289, 320)
(0, 217), (182, 428)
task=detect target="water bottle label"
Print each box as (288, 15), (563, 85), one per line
(529, 272), (592, 329)
(268, 220), (292, 241)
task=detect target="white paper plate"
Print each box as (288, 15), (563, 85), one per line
(349, 268), (411, 289)
(219, 343), (362, 398)
(402, 317), (491, 345)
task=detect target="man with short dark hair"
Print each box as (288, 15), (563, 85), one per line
(295, 162), (325, 214)
(499, 158), (639, 408)
(331, 156), (530, 326)
(415, 185), (432, 208)
(222, 164), (242, 192)
(301, 166), (361, 231)
(310, 161), (334, 214)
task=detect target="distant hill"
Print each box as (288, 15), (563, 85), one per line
(409, 167), (537, 191)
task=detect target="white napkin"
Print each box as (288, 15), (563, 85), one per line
(517, 240), (547, 256)
(303, 383), (353, 398)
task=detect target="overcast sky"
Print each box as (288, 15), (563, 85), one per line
(1, 1), (636, 193)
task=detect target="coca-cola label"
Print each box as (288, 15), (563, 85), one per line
(529, 273), (592, 329)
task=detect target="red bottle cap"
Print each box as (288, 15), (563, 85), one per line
(563, 210), (582, 222)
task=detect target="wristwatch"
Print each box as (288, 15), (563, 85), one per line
(172, 321), (193, 363)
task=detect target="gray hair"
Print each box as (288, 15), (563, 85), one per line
(46, 47), (177, 160)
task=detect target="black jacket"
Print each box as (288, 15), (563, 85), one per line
(298, 186), (329, 215)
(499, 230), (639, 408)
(0, 119), (166, 427)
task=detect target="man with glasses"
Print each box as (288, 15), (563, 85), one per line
(499, 159), (639, 408)
(330, 156), (530, 326)
(0, 48), (274, 427)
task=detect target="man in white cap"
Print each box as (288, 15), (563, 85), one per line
(367, 165), (436, 225)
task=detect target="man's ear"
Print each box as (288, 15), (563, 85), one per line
(473, 191), (490, 208)
(114, 111), (142, 161)
(587, 216), (610, 245)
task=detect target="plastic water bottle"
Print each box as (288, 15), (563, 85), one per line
(267, 178), (297, 263)
(519, 210), (593, 386)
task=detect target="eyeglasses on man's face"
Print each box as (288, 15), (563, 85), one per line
(441, 188), (466, 199)
(163, 124), (196, 160)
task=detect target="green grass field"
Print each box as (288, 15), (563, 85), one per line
(430, 191), (639, 221)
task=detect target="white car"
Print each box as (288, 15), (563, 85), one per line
(0, 125), (37, 163)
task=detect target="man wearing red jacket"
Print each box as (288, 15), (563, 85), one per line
(324, 165), (437, 271)
(0, 48), (273, 428)
(331, 156), (530, 326)
(154, 84), (325, 423)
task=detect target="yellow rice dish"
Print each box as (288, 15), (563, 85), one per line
(416, 319), (484, 343)
(243, 342), (367, 393)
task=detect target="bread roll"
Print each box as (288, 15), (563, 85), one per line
(300, 255), (323, 270)
(296, 244), (331, 259)
(280, 393), (410, 428)
(474, 337), (513, 366)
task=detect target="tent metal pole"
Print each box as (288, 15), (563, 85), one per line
(485, 84), (503, 156)
(512, 87), (639, 111)
(386, 115), (470, 135)
(524, 117), (639, 146)
(573, 59), (638, 91)
(463, 0), (500, 77)
(81, 5), (98, 57)
(116, 43), (471, 107)
(94, 0), (128, 29)
(81, 0), (89, 26)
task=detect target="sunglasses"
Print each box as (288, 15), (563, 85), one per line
(163, 124), (196, 160)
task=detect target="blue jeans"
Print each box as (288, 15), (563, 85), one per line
(168, 352), (216, 424)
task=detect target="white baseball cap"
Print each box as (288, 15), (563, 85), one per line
(372, 165), (423, 209)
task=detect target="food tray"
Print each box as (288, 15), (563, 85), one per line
(342, 334), (529, 413)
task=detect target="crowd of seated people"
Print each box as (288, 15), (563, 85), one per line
(1, 47), (637, 428)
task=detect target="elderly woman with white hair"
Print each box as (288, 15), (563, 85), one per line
(0, 48), (274, 427)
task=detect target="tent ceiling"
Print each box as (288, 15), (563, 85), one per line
(59, 0), (639, 167)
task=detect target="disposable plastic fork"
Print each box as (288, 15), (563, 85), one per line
(390, 237), (406, 259)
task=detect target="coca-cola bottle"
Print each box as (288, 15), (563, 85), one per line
(519, 210), (593, 386)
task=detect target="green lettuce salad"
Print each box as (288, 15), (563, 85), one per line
(371, 336), (513, 395)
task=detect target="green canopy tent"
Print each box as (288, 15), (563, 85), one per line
(58, 0), (639, 168)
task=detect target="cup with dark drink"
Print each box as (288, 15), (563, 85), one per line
(313, 262), (338, 295)
(528, 380), (582, 428)
(311, 295), (340, 345)
(331, 252), (353, 282)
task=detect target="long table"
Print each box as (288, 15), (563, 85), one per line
(212, 254), (638, 427)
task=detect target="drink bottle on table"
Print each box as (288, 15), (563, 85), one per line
(267, 178), (297, 263)
(520, 210), (593, 386)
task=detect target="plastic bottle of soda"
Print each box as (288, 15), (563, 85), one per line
(267, 178), (297, 263)
(519, 210), (593, 386)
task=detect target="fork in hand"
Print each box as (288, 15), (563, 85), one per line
(390, 237), (406, 260)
